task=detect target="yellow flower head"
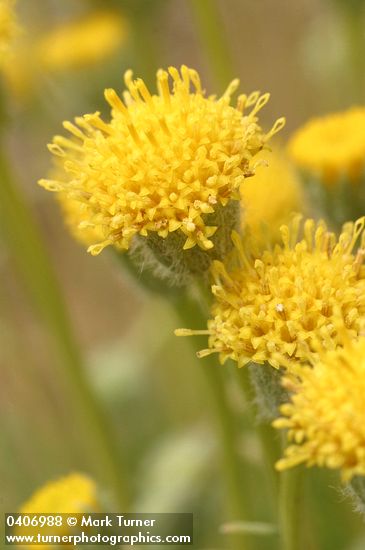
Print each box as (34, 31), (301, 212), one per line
(35, 11), (127, 72)
(39, 66), (285, 255)
(0, 0), (17, 63)
(240, 149), (304, 244)
(1, 11), (127, 101)
(176, 217), (365, 368)
(288, 108), (365, 184)
(20, 473), (98, 514)
(274, 338), (365, 481)
(18, 473), (98, 549)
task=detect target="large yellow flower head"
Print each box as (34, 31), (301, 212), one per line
(176, 217), (365, 368)
(273, 339), (365, 481)
(288, 108), (365, 184)
(39, 66), (284, 256)
(240, 149), (304, 244)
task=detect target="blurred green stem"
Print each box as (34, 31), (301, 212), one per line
(343, 9), (365, 101)
(0, 149), (129, 509)
(236, 369), (280, 495)
(335, 3), (365, 101)
(174, 290), (252, 550)
(128, 8), (160, 88)
(279, 465), (302, 550)
(189, 0), (235, 89)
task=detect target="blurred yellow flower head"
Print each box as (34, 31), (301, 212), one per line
(20, 472), (98, 514)
(36, 11), (127, 72)
(1, 10), (127, 100)
(177, 217), (365, 368)
(18, 473), (98, 549)
(0, 0), (17, 63)
(39, 65), (285, 255)
(240, 149), (304, 244)
(288, 108), (365, 184)
(274, 339), (365, 481)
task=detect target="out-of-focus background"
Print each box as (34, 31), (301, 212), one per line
(2, 1), (365, 548)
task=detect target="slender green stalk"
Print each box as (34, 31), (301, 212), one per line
(278, 464), (302, 550)
(189, 0), (236, 90)
(343, 9), (365, 102)
(0, 149), (129, 509)
(173, 291), (252, 550)
(236, 369), (280, 495)
(333, 1), (365, 102)
(125, 1), (164, 88)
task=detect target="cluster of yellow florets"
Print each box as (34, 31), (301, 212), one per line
(288, 108), (365, 184)
(273, 339), (365, 482)
(177, 217), (365, 368)
(36, 53), (365, 489)
(57, 193), (108, 248)
(39, 66), (284, 255)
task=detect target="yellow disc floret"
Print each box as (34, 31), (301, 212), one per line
(274, 339), (365, 481)
(39, 66), (285, 255)
(240, 149), (304, 244)
(176, 217), (365, 368)
(288, 108), (365, 184)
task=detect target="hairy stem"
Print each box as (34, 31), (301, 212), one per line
(236, 368), (280, 496)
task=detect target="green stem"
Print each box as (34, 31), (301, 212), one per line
(236, 369), (280, 496)
(238, 366), (302, 547)
(279, 465), (302, 550)
(173, 291), (252, 550)
(126, 2), (163, 88)
(189, 0), (236, 90)
(0, 150), (129, 509)
(340, 5), (365, 102)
